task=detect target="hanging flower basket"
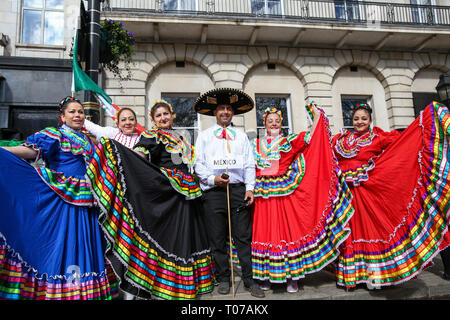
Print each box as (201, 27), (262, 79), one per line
(99, 19), (135, 82)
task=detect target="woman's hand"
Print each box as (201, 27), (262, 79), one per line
(244, 190), (254, 206)
(311, 105), (321, 120)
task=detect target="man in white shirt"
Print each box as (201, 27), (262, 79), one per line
(193, 88), (264, 298)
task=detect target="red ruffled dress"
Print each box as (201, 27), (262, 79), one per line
(332, 101), (450, 288)
(251, 113), (354, 282)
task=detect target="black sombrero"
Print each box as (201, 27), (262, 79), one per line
(193, 88), (254, 116)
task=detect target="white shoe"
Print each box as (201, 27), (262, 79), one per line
(286, 279), (298, 293)
(122, 291), (135, 300)
(260, 280), (271, 291)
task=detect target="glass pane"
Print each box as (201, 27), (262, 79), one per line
(334, 0), (346, 19)
(255, 96), (289, 137)
(23, 0), (43, 8)
(252, 0), (282, 15)
(163, 0), (178, 10)
(45, 0), (63, 9)
(44, 11), (64, 45)
(251, 0), (266, 14)
(341, 97), (368, 129)
(267, 0), (281, 15)
(161, 95), (199, 143)
(179, 0), (195, 10)
(22, 10), (42, 44)
(255, 96), (288, 127)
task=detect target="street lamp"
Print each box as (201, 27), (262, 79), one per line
(436, 73), (450, 107)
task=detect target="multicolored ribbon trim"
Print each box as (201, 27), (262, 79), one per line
(38, 127), (95, 164)
(160, 168), (202, 200)
(87, 138), (214, 300)
(0, 237), (118, 300)
(251, 133), (298, 169)
(252, 103), (355, 281)
(140, 129), (195, 167)
(253, 153), (306, 198)
(334, 128), (377, 159)
(35, 167), (95, 206)
(341, 159), (376, 186)
(336, 101), (450, 288)
(21, 127), (96, 206)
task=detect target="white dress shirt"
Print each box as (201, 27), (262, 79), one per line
(194, 123), (255, 192)
(84, 119), (140, 149)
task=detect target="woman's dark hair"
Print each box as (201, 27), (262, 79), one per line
(150, 102), (172, 119)
(58, 96), (83, 114)
(352, 103), (372, 120)
(117, 107), (137, 121)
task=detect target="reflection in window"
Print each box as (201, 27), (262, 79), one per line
(161, 94), (199, 144)
(21, 0), (64, 45)
(22, 10), (42, 44)
(44, 11), (64, 45)
(255, 95), (291, 137)
(334, 0), (361, 21)
(252, 0), (283, 15)
(341, 96), (369, 130)
(163, 0), (196, 11)
(24, 0), (42, 8)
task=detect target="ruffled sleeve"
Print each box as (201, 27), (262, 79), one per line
(133, 130), (160, 160)
(374, 127), (401, 150)
(287, 131), (309, 154)
(24, 129), (61, 162)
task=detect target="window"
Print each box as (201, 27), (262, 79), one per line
(163, 0), (197, 11)
(255, 95), (292, 137)
(411, 0), (436, 24)
(341, 96), (370, 130)
(161, 93), (200, 144)
(334, 0), (361, 21)
(21, 0), (64, 45)
(11, 107), (59, 139)
(252, 0), (283, 16)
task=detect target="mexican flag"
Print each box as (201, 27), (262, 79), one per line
(71, 3), (144, 132)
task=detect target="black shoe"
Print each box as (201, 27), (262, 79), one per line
(244, 283), (265, 298)
(217, 282), (230, 295)
(443, 273), (450, 281)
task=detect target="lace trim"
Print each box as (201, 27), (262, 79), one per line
(334, 129), (377, 159)
(140, 129), (195, 167)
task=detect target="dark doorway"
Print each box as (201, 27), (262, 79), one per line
(412, 92), (439, 118)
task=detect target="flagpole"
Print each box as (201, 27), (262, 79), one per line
(224, 125), (235, 298)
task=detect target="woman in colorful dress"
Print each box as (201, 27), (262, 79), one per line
(84, 107), (142, 149)
(87, 100), (214, 300)
(251, 105), (354, 293)
(0, 96), (118, 300)
(332, 102), (450, 290)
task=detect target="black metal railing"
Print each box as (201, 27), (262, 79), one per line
(106, 0), (450, 26)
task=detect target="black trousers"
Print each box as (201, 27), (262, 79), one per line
(202, 183), (254, 286)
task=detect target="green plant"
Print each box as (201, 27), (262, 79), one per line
(99, 19), (135, 82)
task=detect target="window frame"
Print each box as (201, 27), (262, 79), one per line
(255, 94), (293, 137)
(160, 92), (201, 144)
(163, 0), (198, 11)
(20, 0), (65, 45)
(251, 0), (284, 16)
(340, 95), (372, 130)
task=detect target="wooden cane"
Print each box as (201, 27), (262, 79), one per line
(224, 127), (235, 298)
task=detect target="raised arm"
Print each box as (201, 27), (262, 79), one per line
(84, 119), (119, 140)
(309, 104), (322, 137)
